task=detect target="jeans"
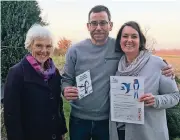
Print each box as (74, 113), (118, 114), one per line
(69, 115), (109, 140)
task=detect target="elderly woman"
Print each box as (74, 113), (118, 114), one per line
(4, 24), (67, 140)
(109, 21), (180, 140)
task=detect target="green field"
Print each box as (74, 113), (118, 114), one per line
(63, 98), (71, 140)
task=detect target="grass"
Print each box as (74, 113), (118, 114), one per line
(62, 98), (71, 140)
(159, 55), (180, 78)
(158, 55), (180, 58)
(1, 106), (7, 140)
(52, 55), (65, 74)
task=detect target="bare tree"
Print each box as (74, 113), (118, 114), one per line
(143, 26), (157, 54)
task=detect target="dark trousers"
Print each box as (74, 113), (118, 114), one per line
(69, 115), (109, 140)
(118, 129), (125, 140)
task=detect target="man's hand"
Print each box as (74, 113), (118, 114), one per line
(64, 86), (78, 101)
(161, 64), (175, 78)
(139, 93), (155, 107)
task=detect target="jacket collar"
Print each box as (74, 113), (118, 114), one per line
(21, 56), (54, 89)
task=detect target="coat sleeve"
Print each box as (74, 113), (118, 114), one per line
(61, 47), (77, 95)
(4, 65), (24, 140)
(153, 61), (180, 109)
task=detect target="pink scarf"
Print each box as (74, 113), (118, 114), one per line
(26, 54), (56, 82)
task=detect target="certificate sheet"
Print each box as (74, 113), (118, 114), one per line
(110, 76), (144, 124)
(76, 70), (93, 99)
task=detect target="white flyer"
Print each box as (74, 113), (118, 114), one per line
(76, 70), (93, 99)
(110, 76), (144, 124)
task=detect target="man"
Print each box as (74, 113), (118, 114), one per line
(62, 5), (174, 140)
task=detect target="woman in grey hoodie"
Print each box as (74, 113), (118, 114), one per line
(109, 21), (180, 140)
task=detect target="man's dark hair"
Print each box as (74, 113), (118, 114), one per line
(88, 5), (111, 22)
(115, 21), (147, 53)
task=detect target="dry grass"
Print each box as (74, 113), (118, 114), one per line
(52, 55), (65, 74)
(158, 55), (180, 88)
(159, 55), (180, 77)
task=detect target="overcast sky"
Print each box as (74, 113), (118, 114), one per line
(38, 0), (180, 49)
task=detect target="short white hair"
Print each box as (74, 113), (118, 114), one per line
(24, 24), (55, 51)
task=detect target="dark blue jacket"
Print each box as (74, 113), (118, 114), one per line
(4, 57), (67, 140)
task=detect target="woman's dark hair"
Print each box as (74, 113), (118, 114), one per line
(115, 21), (146, 53)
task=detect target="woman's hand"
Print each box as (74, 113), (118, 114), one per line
(139, 93), (155, 107)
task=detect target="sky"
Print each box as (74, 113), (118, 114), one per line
(38, 0), (180, 50)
